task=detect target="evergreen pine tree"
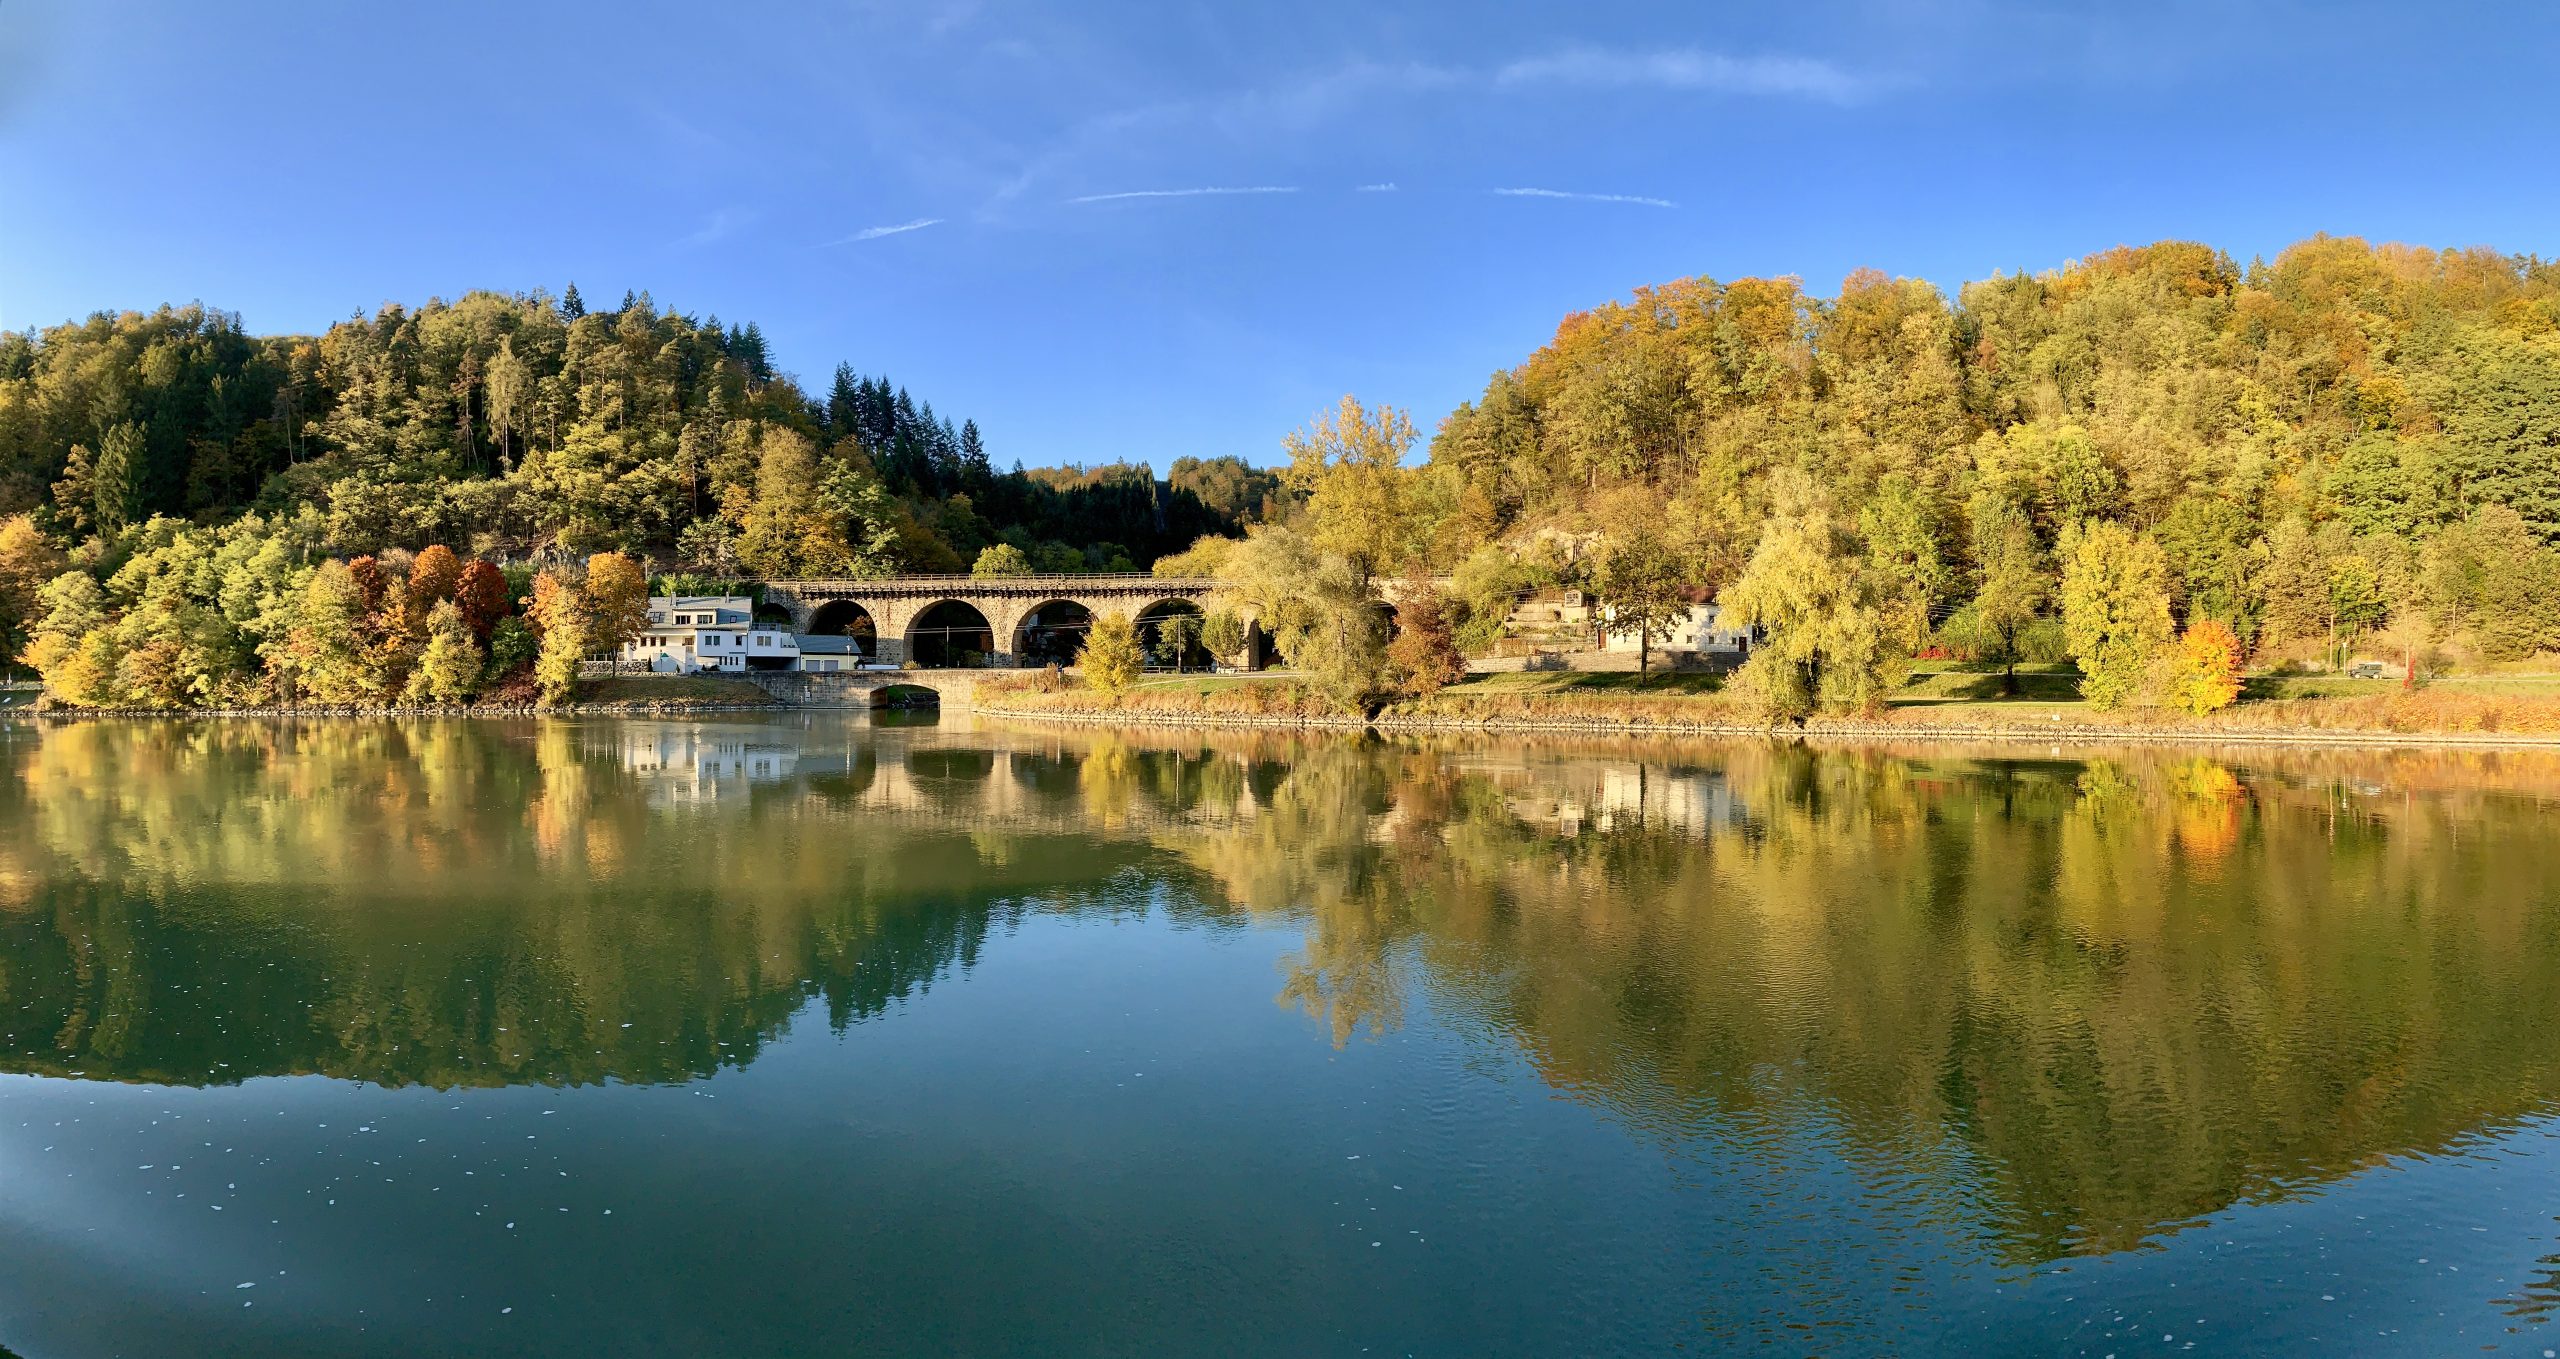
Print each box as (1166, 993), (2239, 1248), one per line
(560, 283), (585, 318)
(827, 364), (862, 437)
(960, 419), (993, 493)
(92, 422), (146, 532)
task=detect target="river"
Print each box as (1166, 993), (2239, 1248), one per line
(0, 714), (2555, 1356)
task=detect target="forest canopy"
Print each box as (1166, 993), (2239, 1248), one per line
(0, 285), (1280, 704)
(1401, 235), (2560, 708)
(0, 286), (1277, 574)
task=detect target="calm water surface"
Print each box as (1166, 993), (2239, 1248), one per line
(1, 715), (2557, 1356)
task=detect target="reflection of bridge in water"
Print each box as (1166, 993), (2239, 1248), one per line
(598, 717), (1260, 830)
(599, 715), (1762, 840)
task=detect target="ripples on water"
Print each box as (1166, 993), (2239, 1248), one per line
(0, 715), (2557, 1355)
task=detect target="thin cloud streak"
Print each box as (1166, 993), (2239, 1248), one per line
(827, 217), (944, 244)
(1493, 187), (1677, 208)
(1357, 182), (1399, 192)
(980, 44), (1864, 218)
(1493, 46), (1866, 102)
(1066, 186), (1299, 204)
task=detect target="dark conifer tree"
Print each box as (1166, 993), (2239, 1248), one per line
(561, 283), (585, 318)
(826, 364), (862, 438)
(960, 418), (992, 495)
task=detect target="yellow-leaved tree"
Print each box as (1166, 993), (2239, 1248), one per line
(1080, 611), (1144, 692)
(1281, 396), (1425, 590)
(2059, 520), (2174, 709)
(2163, 618), (2245, 716)
(529, 570), (588, 704)
(583, 552), (650, 672)
(1721, 471), (1894, 720)
(404, 600), (484, 705)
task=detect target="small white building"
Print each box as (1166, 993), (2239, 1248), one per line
(794, 633), (858, 673)
(1601, 602), (1754, 661)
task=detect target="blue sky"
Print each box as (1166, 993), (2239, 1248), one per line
(4, 1), (2556, 471)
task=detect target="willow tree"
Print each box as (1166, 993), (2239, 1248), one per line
(1721, 471), (1893, 719)
(1213, 523), (1388, 710)
(1281, 396), (1426, 588)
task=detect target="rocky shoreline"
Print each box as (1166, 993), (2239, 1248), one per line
(22, 692), (2560, 751)
(23, 699), (786, 719)
(967, 700), (2560, 750)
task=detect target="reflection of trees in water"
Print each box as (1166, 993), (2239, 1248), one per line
(0, 719), (1152, 1089)
(6, 719), (2560, 1269)
(1159, 735), (2560, 1265)
(2498, 1236), (2560, 1327)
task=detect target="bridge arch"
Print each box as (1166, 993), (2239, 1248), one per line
(1014, 599), (1096, 666)
(869, 682), (940, 709)
(1135, 598), (1212, 671)
(907, 746), (999, 811)
(806, 600), (878, 658)
(906, 600), (997, 668)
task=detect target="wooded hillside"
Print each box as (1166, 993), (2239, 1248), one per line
(0, 286), (1276, 574)
(1423, 236), (2560, 675)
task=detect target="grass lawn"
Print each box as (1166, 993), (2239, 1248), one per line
(1441, 670), (1726, 697)
(1120, 673), (1291, 697)
(1016, 660), (2560, 736)
(1893, 661), (2086, 706)
(2246, 672), (2560, 700)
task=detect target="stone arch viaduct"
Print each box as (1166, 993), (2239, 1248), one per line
(760, 574), (1222, 668)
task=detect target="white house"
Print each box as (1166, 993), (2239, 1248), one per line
(618, 595), (880, 673)
(1601, 602), (1754, 661)
(620, 596), (804, 674)
(617, 725), (800, 804)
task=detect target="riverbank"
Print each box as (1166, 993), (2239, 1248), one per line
(971, 668), (2560, 748)
(20, 675), (786, 719)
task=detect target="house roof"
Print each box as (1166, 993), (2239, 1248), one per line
(795, 634), (857, 655)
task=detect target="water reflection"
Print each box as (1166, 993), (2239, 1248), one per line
(3, 716), (2559, 1275)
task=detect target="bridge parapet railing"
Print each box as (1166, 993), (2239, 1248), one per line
(759, 574), (1218, 593)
